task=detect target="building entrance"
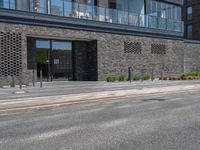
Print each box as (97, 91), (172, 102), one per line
(36, 39), (73, 81)
(27, 37), (97, 81)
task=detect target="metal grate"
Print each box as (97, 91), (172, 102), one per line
(0, 32), (22, 77)
(151, 44), (166, 55)
(124, 42), (142, 54)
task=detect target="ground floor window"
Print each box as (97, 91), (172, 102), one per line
(35, 39), (73, 81)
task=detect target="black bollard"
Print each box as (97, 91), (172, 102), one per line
(32, 70), (35, 87)
(128, 67), (132, 83)
(12, 75), (15, 88)
(19, 71), (22, 89)
(141, 69), (144, 82)
(40, 70), (43, 88)
(161, 70), (163, 80)
(151, 69), (154, 82)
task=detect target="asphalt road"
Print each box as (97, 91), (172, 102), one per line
(0, 91), (200, 150)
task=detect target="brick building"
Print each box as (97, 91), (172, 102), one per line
(183, 0), (200, 40)
(0, 0), (200, 85)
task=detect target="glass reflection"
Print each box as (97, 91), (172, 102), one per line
(0, 0), (183, 32)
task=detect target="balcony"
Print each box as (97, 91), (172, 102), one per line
(0, 0), (184, 36)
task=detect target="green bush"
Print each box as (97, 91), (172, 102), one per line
(106, 75), (118, 82)
(10, 81), (15, 88)
(132, 74), (141, 81)
(181, 72), (200, 78)
(143, 74), (150, 80)
(118, 76), (127, 82)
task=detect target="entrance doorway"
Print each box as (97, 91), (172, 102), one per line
(27, 37), (98, 81)
(36, 39), (73, 81)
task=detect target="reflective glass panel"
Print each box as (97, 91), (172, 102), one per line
(51, 0), (63, 16)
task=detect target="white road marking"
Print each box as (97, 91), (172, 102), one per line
(77, 108), (104, 114)
(25, 126), (81, 142)
(100, 118), (128, 128)
(0, 126), (81, 145)
(0, 119), (22, 127)
(115, 104), (133, 109)
(172, 98), (184, 101)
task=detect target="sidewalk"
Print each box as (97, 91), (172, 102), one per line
(0, 80), (200, 113)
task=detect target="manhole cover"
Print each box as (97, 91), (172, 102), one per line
(142, 98), (166, 102)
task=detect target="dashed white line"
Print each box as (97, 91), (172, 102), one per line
(100, 118), (128, 128)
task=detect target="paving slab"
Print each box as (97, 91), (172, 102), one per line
(0, 81), (199, 113)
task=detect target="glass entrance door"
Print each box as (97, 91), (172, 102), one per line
(36, 39), (73, 81)
(36, 39), (50, 81)
(52, 40), (73, 81)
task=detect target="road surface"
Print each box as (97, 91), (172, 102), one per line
(0, 91), (200, 150)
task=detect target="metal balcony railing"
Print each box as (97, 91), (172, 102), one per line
(0, 0), (184, 33)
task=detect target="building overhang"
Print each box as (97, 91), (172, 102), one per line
(158, 0), (183, 5)
(0, 9), (184, 40)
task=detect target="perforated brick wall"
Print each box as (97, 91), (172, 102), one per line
(151, 44), (166, 55)
(0, 32), (22, 77)
(124, 42), (142, 54)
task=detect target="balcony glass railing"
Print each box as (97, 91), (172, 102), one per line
(0, 0), (184, 33)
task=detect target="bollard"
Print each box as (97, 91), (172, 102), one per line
(11, 75), (15, 88)
(40, 70), (43, 88)
(151, 69), (154, 82)
(32, 70), (35, 87)
(141, 69), (144, 82)
(19, 71), (22, 89)
(161, 70), (163, 80)
(132, 69), (134, 81)
(128, 67), (132, 83)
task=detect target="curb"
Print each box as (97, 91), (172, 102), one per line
(0, 88), (199, 114)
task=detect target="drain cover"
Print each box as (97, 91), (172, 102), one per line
(142, 98), (166, 102)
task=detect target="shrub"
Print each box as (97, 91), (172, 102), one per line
(106, 75), (118, 82)
(143, 74), (150, 80)
(132, 74), (141, 81)
(181, 72), (200, 78)
(10, 81), (15, 87)
(180, 74), (186, 80)
(163, 77), (168, 80)
(25, 82), (29, 87)
(172, 77), (177, 80)
(118, 76), (126, 82)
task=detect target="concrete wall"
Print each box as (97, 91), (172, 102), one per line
(0, 22), (199, 85)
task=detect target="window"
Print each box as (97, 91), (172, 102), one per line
(30, 0), (48, 14)
(51, 0), (63, 16)
(0, 0), (15, 9)
(187, 6), (192, 20)
(187, 25), (192, 39)
(146, 0), (182, 21)
(16, 0), (30, 11)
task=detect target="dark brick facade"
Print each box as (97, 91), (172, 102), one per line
(183, 0), (200, 40)
(0, 22), (200, 85)
(73, 40), (98, 81)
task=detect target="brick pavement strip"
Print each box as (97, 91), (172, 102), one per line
(0, 84), (200, 113)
